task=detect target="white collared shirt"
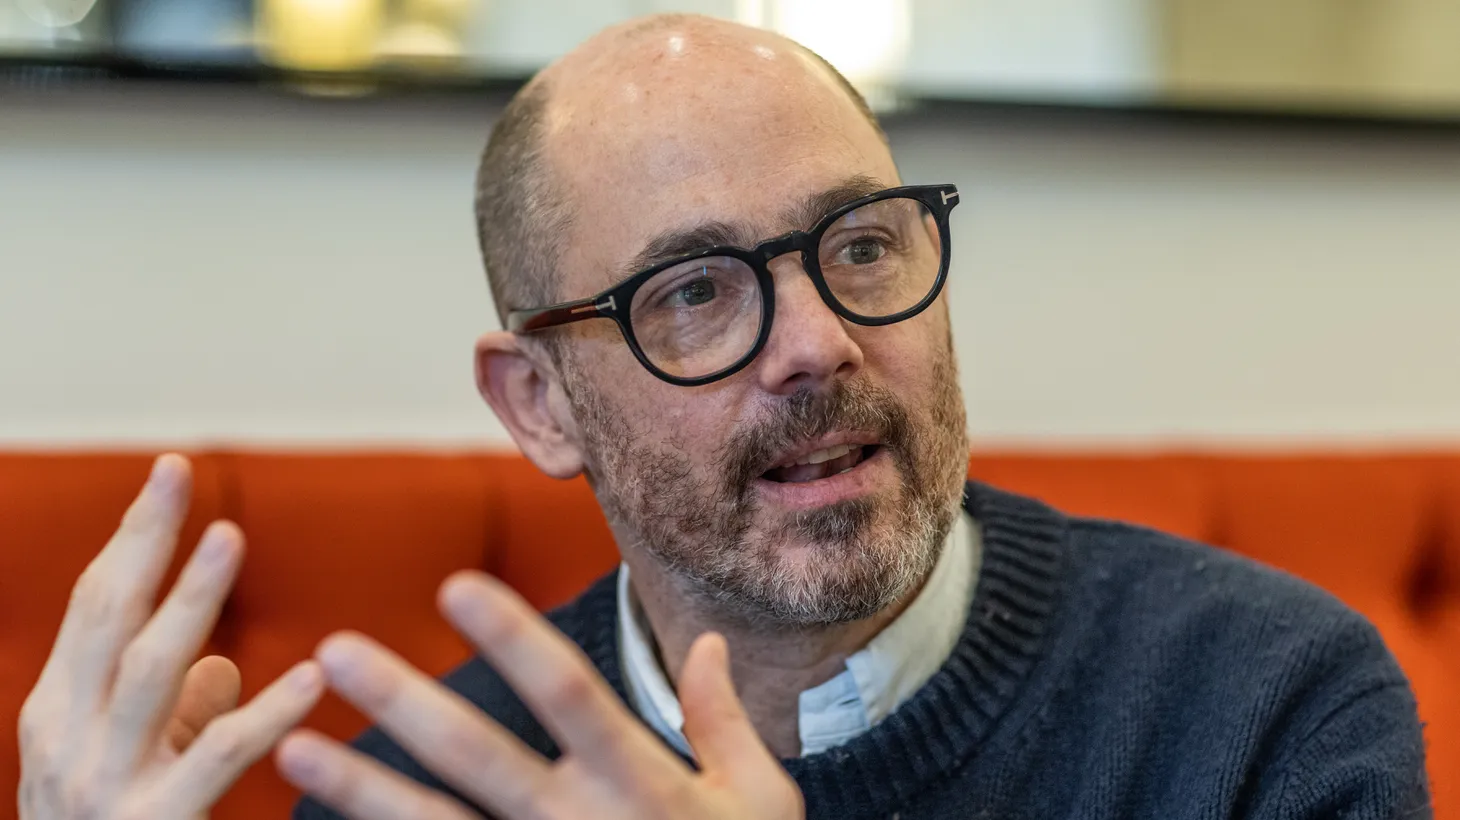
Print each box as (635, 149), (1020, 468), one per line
(616, 511), (980, 758)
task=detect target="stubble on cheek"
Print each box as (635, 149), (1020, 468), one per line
(563, 327), (968, 626)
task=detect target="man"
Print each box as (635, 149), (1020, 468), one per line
(18, 13), (1429, 820)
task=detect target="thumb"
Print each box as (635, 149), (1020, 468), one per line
(165, 655), (242, 752)
(679, 632), (773, 777)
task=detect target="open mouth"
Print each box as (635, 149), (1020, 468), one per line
(761, 444), (881, 484)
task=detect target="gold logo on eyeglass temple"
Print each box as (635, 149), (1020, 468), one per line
(941, 190), (959, 205)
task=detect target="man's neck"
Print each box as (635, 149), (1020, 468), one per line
(621, 553), (923, 758)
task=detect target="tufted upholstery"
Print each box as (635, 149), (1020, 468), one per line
(0, 450), (1455, 818)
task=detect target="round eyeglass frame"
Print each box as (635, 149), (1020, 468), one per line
(507, 183), (960, 387)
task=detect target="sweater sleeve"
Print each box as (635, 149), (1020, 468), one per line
(1245, 620), (1431, 820)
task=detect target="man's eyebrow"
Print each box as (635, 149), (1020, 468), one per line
(615, 221), (754, 282)
(780, 174), (889, 233)
(613, 175), (891, 282)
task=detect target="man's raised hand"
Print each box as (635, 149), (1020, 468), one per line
(18, 454), (325, 820)
(278, 572), (805, 820)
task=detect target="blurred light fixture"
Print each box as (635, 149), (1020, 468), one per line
(376, 21), (460, 61)
(376, 0), (476, 66)
(740, 0), (911, 107)
(17, 0), (101, 28)
(258, 0), (386, 71)
(400, 0), (473, 29)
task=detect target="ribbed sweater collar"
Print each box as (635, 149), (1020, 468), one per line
(560, 481), (1069, 816)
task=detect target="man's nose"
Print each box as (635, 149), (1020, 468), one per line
(753, 256), (864, 396)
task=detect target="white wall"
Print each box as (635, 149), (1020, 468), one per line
(2, 84), (1458, 449)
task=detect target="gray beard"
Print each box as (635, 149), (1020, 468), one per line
(564, 348), (967, 630)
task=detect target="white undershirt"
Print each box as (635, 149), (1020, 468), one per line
(616, 510), (980, 758)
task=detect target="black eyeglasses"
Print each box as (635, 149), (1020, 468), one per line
(508, 183), (959, 386)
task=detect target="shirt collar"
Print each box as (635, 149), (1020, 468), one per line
(617, 509), (981, 758)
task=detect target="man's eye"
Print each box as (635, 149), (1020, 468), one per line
(843, 238), (886, 265)
(673, 279), (717, 306)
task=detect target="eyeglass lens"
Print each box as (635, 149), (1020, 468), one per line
(627, 196), (941, 380)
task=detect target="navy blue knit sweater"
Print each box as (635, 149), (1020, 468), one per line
(295, 482), (1430, 819)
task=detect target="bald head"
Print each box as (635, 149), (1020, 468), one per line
(474, 14), (888, 328)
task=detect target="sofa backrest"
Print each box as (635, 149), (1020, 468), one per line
(1, 450), (1456, 819)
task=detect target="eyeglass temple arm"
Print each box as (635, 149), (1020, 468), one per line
(507, 296), (616, 333)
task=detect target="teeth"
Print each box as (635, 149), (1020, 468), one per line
(796, 444), (855, 466)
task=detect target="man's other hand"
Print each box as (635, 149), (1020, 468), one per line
(278, 572), (805, 820)
(18, 454), (325, 820)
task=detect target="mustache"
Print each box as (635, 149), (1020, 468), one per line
(717, 380), (914, 491)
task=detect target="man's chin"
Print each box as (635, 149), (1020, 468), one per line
(770, 497), (880, 550)
(734, 546), (916, 626)
(707, 504), (916, 623)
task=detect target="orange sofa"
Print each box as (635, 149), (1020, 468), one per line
(2, 450), (1456, 818)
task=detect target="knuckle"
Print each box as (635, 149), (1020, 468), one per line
(115, 642), (168, 692)
(63, 782), (108, 820)
(115, 793), (166, 820)
(18, 750), (53, 793)
(16, 695), (46, 750)
(307, 756), (367, 810)
(195, 716), (253, 768)
(70, 568), (141, 631)
(399, 790), (448, 819)
(19, 746), (114, 820)
(67, 568), (106, 615)
(20, 738), (68, 786)
(118, 492), (165, 534)
(433, 727), (482, 769)
(646, 777), (698, 815)
(525, 780), (569, 818)
(540, 667), (594, 710)
(172, 567), (223, 607)
(69, 563), (105, 601)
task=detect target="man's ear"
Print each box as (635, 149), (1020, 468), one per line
(475, 331), (585, 480)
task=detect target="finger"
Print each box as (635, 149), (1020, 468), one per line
(157, 660), (325, 812)
(439, 573), (677, 775)
(39, 454), (193, 710)
(276, 729), (482, 820)
(314, 632), (554, 818)
(103, 521), (244, 769)
(165, 655), (242, 752)
(679, 633), (773, 778)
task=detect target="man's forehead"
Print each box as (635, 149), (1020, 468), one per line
(532, 16), (896, 293)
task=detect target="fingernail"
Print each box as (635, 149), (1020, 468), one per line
(286, 662), (322, 693)
(279, 742), (324, 785)
(316, 636), (367, 682)
(442, 576), (489, 621)
(150, 455), (173, 486)
(150, 454), (186, 493)
(197, 525), (234, 566)
(442, 581), (473, 616)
